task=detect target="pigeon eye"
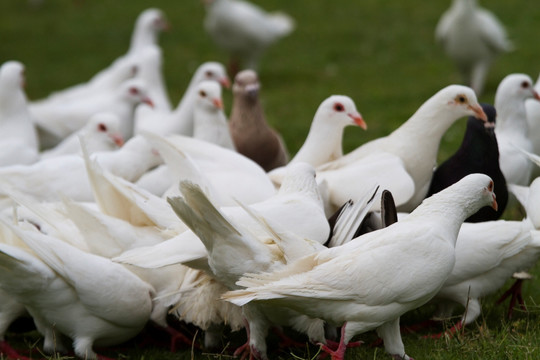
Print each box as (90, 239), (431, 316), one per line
(488, 181), (494, 192)
(98, 123), (107, 132)
(456, 95), (466, 103)
(333, 103), (345, 112)
(199, 90), (207, 97)
(205, 71), (214, 78)
(129, 87), (140, 95)
(521, 81), (530, 89)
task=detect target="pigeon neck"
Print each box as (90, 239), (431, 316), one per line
(291, 118), (345, 166)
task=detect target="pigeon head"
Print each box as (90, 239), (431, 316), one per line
(195, 80), (224, 111)
(86, 113), (125, 147)
(496, 74), (540, 105)
(0, 61), (25, 90)
(233, 69), (260, 99)
(195, 62), (230, 89)
(315, 95), (366, 130)
(120, 79), (154, 107)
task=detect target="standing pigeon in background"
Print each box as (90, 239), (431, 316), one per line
(203, 0), (295, 75)
(427, 103), (508, 222)
(0, 61), (39, 167)
(229, 69), (289, 172)
(435, 0), (513, 95)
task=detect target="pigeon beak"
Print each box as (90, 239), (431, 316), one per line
(491, 193), (498, 211)
(142, 97), (154, 108)
(348, 112), (367, 130)
(219, 77), (231, 89)
(469, 104), (488, 122)
(110, 133), (125, 147)
(533, 90), (540, 101)
(245, 83), (260, 97)
(213, 98), (224, 110)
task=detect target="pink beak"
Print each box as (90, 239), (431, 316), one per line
(110, 134), (125, 147)
(533, 90), (540, 101)
(142, 97), (154, 108)
(219, 77), (231, 89)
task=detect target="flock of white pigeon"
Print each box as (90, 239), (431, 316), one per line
(1, 0), (540, 360)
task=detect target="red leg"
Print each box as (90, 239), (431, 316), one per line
(496, 279), (527, 319)
(272, 327), (307, 349)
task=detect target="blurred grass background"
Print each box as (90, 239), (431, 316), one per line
(1, 0), (540, 359)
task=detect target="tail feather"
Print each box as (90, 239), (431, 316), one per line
(221, 288), (283, 307)
(167, 181), (241, 252)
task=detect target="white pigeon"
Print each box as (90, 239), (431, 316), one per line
(0, 219), (155, 360)
(424, 176), (540, 338)
(203, 0), (295, 72)
(29, 8), (167, 134)
(0, 60), (39, 167)
(435, 0), (513, 95)
(32, 78), (154, 146)
(318, 85), (487, 212)
(268, 95), (366, 185)
(166, 164), (331, 359)
(126, 8), (169, 56)
(193, 80), (236, 150)
(137, 45), (171, 111)
(526, 73), (540, 166)
(40, 112), (124, 159)
(223, 174), (498, 360)
(138, 132), (276, 205)
(134, 61), (230, 137)
(0, 135), (162, 206)
(494, 73), (540, 186)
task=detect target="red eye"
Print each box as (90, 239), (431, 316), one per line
(129, 87), (139, 95)
(199, 90), (207, 97)
(98, 123), (107, 132)
(488, 181), (494, 192)
(333, 103), (345, 112)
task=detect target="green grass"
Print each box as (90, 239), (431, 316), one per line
(1, 0), (540, 359)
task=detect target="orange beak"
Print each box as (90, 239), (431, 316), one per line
(491, 194), (498, 211)
(469, 104), (488, 122)
(348, 112), (367, 130)
(213, 98), (224, 110)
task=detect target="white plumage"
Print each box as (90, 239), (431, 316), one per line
(318, 85), (487, 212)
(223, 174), (498, 360)
(0, 61), (39, 167)
(203, 0), (295, 71)
(494, 73), (540, 186)
(435, 0), (513, 94)
(134, 62), (229, 137)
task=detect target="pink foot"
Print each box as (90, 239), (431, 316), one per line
(0, 340), (32, 360)
(233, 341), (252, 360)
(317, 323), (361, 360)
